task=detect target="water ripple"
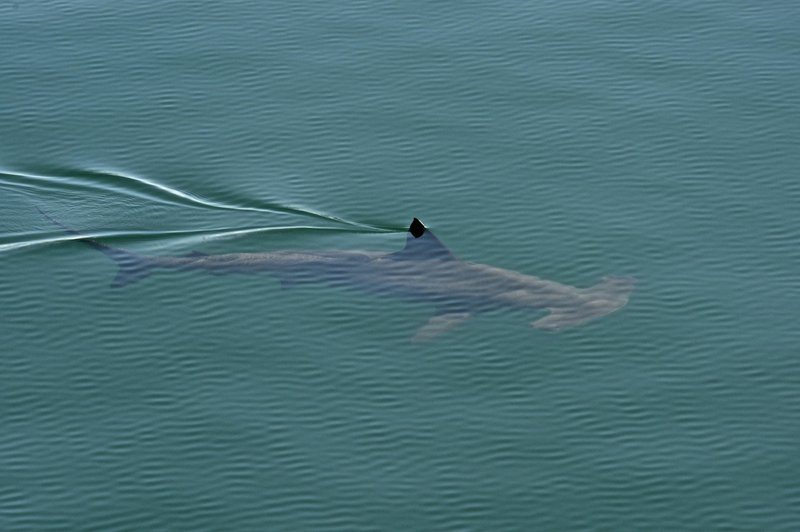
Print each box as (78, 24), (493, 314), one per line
(0, 165), (399, 231)
(0, 165), (403, 254)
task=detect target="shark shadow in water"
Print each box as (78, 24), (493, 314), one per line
(40, 211), (633, 340)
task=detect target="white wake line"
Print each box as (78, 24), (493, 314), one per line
(3, 166), (391, 232)
(0, 225), (391, 254)
(96, 168), (387, 231)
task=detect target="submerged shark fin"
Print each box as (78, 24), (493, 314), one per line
(110, 258), (153, 288)
(393, 218), (455, 261)
(37, 207), (153, 288)
(279, 275), (304, 289)
(413, 312), (471, 342)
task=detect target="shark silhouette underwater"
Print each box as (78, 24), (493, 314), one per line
(41, 211), (633, 340)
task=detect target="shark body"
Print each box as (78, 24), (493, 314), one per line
(44, 214), (633, 339)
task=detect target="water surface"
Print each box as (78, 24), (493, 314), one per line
(1, 1), (798, 529)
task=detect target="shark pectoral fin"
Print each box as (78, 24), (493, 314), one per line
(533, 302), (619, 331)
(532, 308), (586, 332)
(413, 312), (471, 342)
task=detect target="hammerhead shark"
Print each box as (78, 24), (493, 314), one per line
(41, 211), (633, 340)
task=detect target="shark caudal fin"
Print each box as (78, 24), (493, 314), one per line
(37, 207), (153, 288)
(533, 276), (635, 331)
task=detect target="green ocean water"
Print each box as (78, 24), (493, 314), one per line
(1, 1), (798, 529)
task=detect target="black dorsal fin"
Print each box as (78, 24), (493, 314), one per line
(392, 218), (455, 260)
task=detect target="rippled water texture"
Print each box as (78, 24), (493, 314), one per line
(1, 0), (799, 530)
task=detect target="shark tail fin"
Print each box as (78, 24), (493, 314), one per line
(77, 237), (153, 288)
(37, 206), (153, 287)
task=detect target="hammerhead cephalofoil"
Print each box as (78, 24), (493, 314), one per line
(42, 212), (633, 340)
